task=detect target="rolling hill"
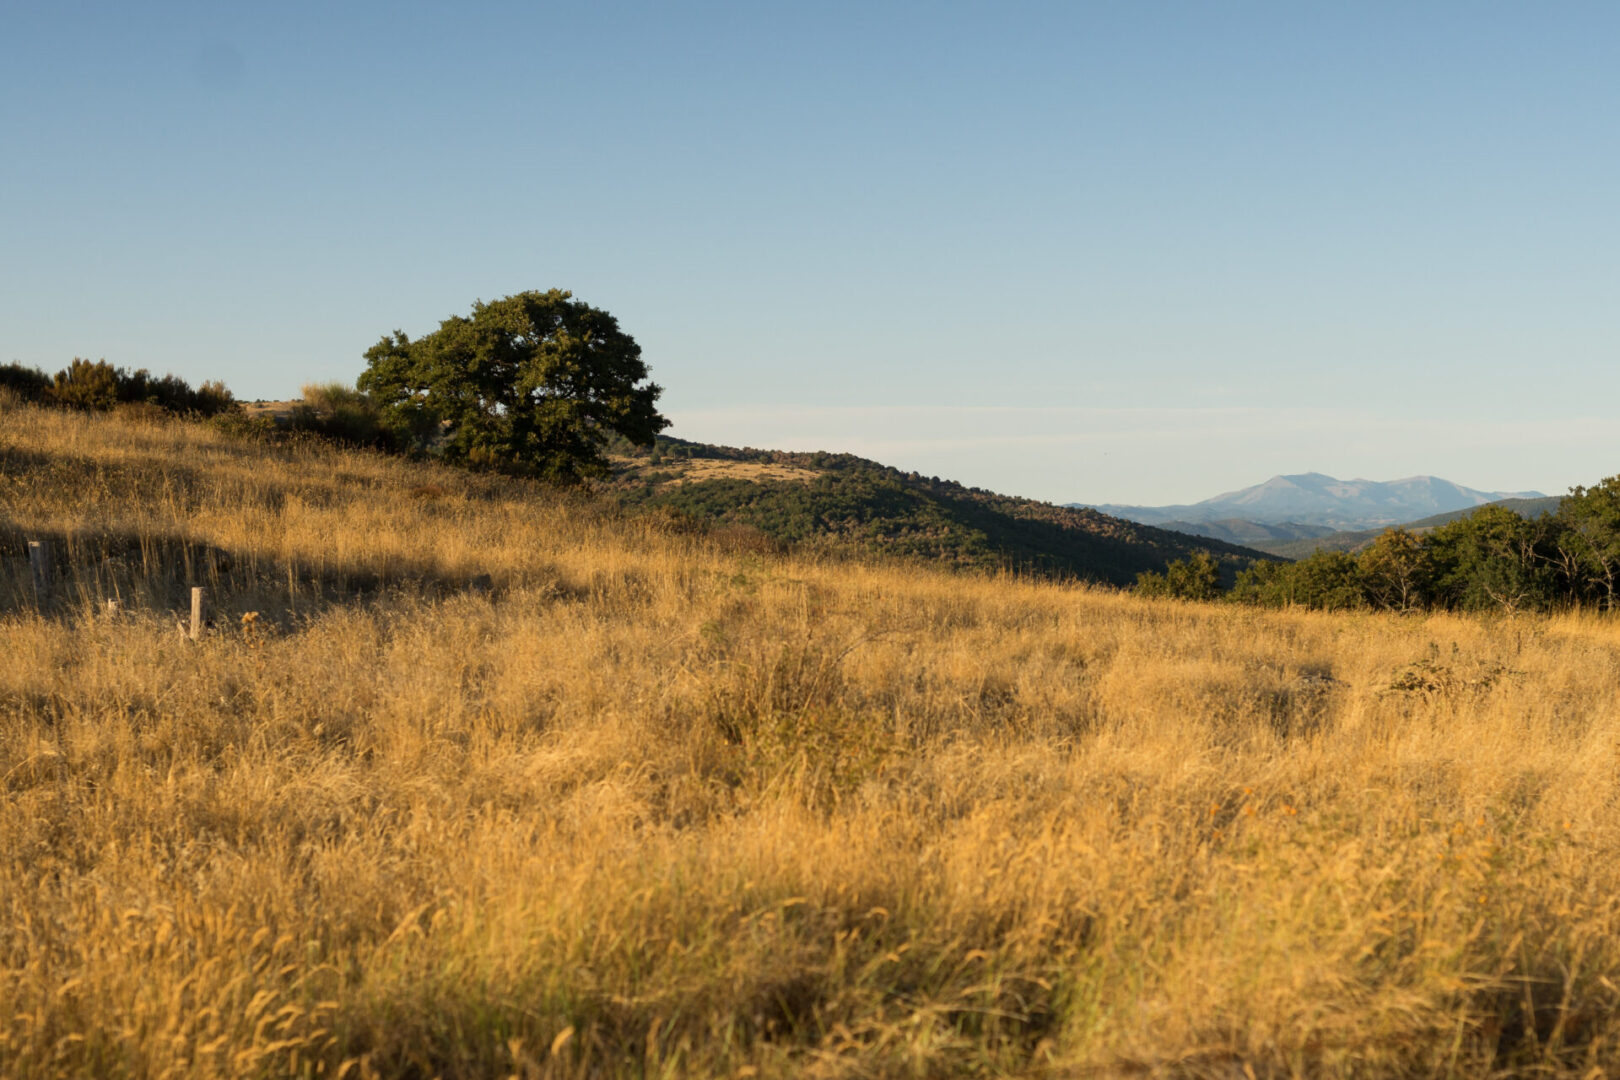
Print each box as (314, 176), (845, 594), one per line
(609, 436), (1274, 586)
(1150, 518), (1341, 547)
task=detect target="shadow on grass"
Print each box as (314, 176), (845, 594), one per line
(0, 522), (550, 628)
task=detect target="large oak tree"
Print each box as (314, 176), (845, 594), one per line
(359, 290), (668, 483)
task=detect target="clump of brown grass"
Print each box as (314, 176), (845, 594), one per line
(4, 404), (1620, 1077)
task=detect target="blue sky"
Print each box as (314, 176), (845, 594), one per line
(4, 1), (1618, 503)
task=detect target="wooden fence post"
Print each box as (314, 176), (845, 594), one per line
(28, 541), (52, 604)
(190, 586), (208, 641)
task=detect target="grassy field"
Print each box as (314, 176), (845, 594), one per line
(4, 401), (1620, 1078)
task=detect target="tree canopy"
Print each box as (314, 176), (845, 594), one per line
(1196, 484), (1620, 615)
(358, 290), (668, 483)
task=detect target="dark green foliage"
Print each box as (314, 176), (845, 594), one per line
(1225, 559), (1293, 608)
(1357, 528), (1432, 611)
(1250, 496), (1564, 560)
(1227, 550), (1364, 610)
(3, 358), (236, 415)
(118, 369), (236, 416)
(0, 362), (52, 402)
(617, 436), (1620, 613)
(1425, 505), (1555, 613)
(1551, 477), (1620, 609)
(613, 439), (1266, 587)
(1226, 497), (1620, 614)
(359, 290), (668, 484)
(1133, 552), (1220, 601)
(1275, 550), (1365, 610)
(50, 358), (122, 410)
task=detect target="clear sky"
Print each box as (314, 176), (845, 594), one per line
(4, 2), (1617, 504)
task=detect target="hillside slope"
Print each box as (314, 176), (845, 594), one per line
(1155, 517), (1341, 547)
(609, 437), (1273, 586)
(6, 404), (1620, 1077)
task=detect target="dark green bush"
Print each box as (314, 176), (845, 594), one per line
(1426, 506), (1555, 613)
(23, 357), (238, 416)
(1134, 552), (1221, 601)
(0, 362), (51, 402)
(1228, 550), (1363, 610)
(50, 358), (122, 410)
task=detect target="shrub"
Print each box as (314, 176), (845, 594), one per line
(49, 358), (122, 410)
(1229, 551), (1363, 611)
(1134, 551), (1221, 601)
(118, 369), (236, 416)
(288, 382), (389, 447)
(1227, 559), (1292, 607)
(0, 362), (51, 403)
(36, 358), (237, 416)
(210, 411), (277, 442)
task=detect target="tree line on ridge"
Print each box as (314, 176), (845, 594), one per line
(1138, 491), (1620, 613)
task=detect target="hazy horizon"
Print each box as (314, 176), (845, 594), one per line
(1082, 472), (1551, 512)
(7, 2), (1619, 505)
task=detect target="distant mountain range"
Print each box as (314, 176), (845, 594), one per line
(1239, 496), (1565, 559)
(1074, 473), (1547, 534)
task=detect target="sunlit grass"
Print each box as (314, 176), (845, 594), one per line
(4, 402), (1620, 1077)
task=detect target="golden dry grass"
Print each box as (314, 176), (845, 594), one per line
(4, 402), (1620, 1078)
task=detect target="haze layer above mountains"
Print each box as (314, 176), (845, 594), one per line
(1075, 473), (1547, 534)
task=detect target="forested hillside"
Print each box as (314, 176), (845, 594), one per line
(610, 436), (1272, 586)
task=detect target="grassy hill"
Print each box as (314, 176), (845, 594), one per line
(1251, 495), (1566, 559)
(608, 436), (1273, 586)
(6, 402), (1620, 1077)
